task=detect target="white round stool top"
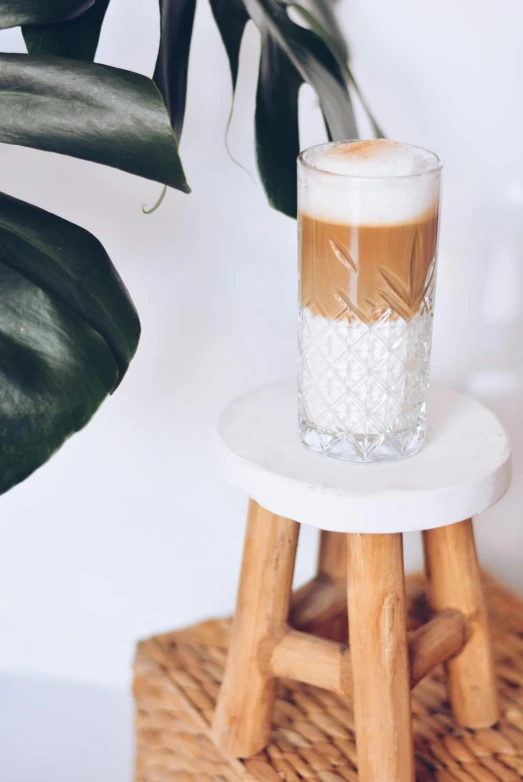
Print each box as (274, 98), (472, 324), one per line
(216, 379), (511, 534)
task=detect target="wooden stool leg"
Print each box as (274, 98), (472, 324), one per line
(290, 530), (347, 639)
(423, 519), (499, 729)
(315, 531), (348, 641)
(318, 530), (346, 582)
(212, 499), (299, 757)
(347, 533), (414, 782)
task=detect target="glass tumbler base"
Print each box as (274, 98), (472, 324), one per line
(299, 416), (426, 463)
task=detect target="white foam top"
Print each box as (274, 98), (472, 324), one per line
(299, 140), (441, 226)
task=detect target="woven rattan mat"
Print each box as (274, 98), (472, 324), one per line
(134, 573), (523, 782)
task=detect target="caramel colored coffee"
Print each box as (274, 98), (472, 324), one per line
(299, 208), (439, 323)
(297, 140), (443, 462)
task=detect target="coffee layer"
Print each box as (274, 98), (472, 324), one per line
(299, 209), (439, 323)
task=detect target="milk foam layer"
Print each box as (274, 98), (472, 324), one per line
(298, 140), (441, 226)
(317, 140), (436, 178)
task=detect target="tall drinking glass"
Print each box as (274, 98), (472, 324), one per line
(298, 140), (443, 462)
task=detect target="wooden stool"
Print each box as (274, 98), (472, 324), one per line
(211, 379), (512, 782)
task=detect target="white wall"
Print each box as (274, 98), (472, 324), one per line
(0, 0), (521, 688)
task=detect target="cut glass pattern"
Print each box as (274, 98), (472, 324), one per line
(298, 258), (437, 463)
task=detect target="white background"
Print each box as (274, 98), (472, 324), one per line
(0, 0), (522, 692)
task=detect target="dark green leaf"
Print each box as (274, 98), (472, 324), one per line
(0, 0), (93, 30)
(0, 191), (139, 377)
(297, 0), (348, 61)
(0, 54), (189, 192)
(23, 0), (111, 61)
(0, 190), (140, 495)
(209, 0), (357, 218)
(214, 0), (381, 217)
(153, 0), (197, 140)
(255, 34), (302, 218)
(207, 0), (250, 171)
(245, 0), (357, 140)
(292, 4), (384, 137)
(224, 0), (357, 218)
(209, 0), (249, 91)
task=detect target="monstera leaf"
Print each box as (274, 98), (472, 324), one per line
(0, 191), (140, 496)
(154, 0), (196, 140)
(0, 53), (189, 191)
(22, 0), (111, 60)
(24, 0), (381, 218)
(255, 33), (303, 218)
(1, 0), (383, 497)
(186, 0), (381, 217)
(291, 5), (384, 138)
(0, 0), (94, 29)
(192, 0), (360, 217)
(0, 17), (191, 495)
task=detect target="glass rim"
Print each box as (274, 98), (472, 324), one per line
(297, 140), (444, 182)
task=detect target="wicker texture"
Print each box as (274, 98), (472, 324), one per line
(134, 573), (523, 782)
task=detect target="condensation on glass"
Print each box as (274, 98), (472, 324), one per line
(298, 141), (443, 462)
